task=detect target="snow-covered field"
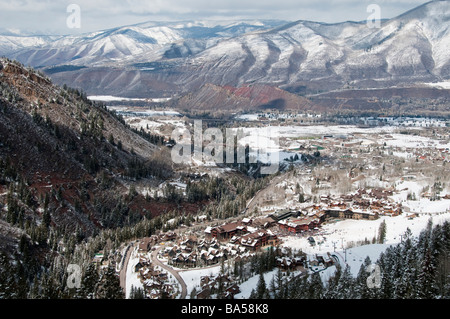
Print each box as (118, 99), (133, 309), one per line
(281, 212), (450, 256)
(179, 265), (222, 298)
(242, 125), (396, 139)
(88, 95), (148, 102)
(234, 269), (285, 299)
(88, 95), (173, 103)
(424, 81), (450, 90)
(383, 133), (450, 149)
(107, 107), (182, 117)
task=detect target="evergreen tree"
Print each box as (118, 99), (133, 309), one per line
(377, 220), (387, 244)
(308, 272), (324, 299)
(272, 268), (285, 298)
(255, 272), (268, 299)
(336, 265), (356, 299)
(129, 285), (145, 299)
(14, 261), (29, 299)
(396, 229), (417, 298)
(355, 256), (379, 299)
(433, 223), (450, 297)
(416, 248), (438, 299)
(324, 264), (341, 299)
(0, 252), (14, 299)
(97, 266), (124, 299)
(299, 193), (305, 203)
(190, 287), (198, 299)
(81, 263), (100, 299)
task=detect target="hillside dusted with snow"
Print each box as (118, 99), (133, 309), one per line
(175, 0), (450, 93)
(0, 1), (449, 104)
(0, 58), (183, 241)
(0, 20), (286, 68)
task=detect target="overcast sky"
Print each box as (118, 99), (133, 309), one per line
(0, 0), (431, 35)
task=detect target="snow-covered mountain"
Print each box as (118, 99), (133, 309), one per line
(0, 1), (448, 98)
(177, 0), (450, 93)
(0, 20), (286, 67)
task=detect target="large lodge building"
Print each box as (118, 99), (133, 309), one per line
(207, 188), (402, 239)
(205, 218), (279, 251)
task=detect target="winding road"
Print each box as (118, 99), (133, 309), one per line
(151, 246), (188, 299)
(119, 243), (134, 294)
(119, 173), (280, 299)
(120, 241), (188, 299)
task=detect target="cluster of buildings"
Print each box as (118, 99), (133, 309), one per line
(196, 274), (241, 299)
(159, 236), (252, 267)
(133, 258), (176, 299)
(136, 217), (281, 269)
(275, 253), (336, 272)
(123, 186), (404, 300)
(324, 187), (402, 216)
(276, 188), (402, 235)
(205, 218), (280, 251)
(201, 188), (401, 241)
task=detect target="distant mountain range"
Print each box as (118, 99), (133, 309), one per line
(0, 20), (286, 67)
(0, 1), (449, 114)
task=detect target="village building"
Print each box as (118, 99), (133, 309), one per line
(324, 207), (378, 220)
(206, 221), (248, 241)
(238, 230), (277, 251)
(278, 217), (320, 234)
(196, 287), (211, 299)
(138, 237), (153, 252)
(225, 284), (241, 299)
(160, 231), (177, 242)
(251, 215), (278, 229)
(276, 256), (305, 270)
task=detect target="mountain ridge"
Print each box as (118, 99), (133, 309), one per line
(0, 1), (448, 113)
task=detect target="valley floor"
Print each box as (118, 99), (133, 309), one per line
(112, 112), (449, 299)
(122, 182), (450, 299)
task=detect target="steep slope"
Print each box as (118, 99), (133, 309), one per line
(179, 0), (449, 93)
(0, 58), (176, 240)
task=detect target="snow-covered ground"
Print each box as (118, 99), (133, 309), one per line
(88, 95), (148, 102)
(280, 210), (450, 277)
(179, 265), (222, 298)
(124, 246), (183, 299)
(281, 211), (450, 254)
(242, 125), (397, 139)
(234, 269), (284, 299)
(88, 95), (173, 103)
(424, 81), (450, 90)
(125, 246), (145, 299)
(392, 180), (450, 213)
(383, 133), (450, 149)
(107, 107), (182, 117)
